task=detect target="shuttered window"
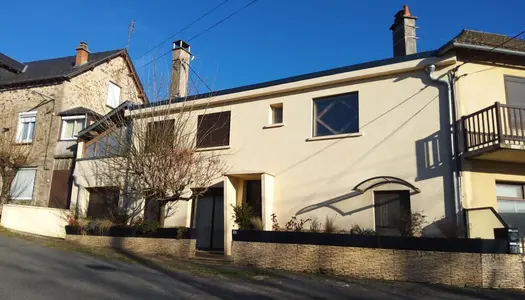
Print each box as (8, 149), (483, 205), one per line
(505, 76), (525, 107)
(374, 190), (411, 236)
(106, 82), (121, 108)
(10, 168), (37, 200)
(196, 111), (231, 148)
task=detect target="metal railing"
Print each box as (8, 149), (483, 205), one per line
(462, 102), (525, 153)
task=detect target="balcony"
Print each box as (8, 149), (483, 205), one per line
(462, 102), (525, 163)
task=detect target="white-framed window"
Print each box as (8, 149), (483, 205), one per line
(16, 111), (37, 143)
(60, 116), (86, 140)
(270, 103), (283, 124)
(10, 168), (37, 200)
(496, 182), (525, 213)
(313, 92), (359, 137)
(106, 82), (121, 108)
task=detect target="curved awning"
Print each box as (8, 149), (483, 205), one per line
(352, 176), (420, 194)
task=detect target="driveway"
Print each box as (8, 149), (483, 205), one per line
(0, 234), (523, 300)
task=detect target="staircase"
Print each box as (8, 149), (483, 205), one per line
(191, 251), (232, 265)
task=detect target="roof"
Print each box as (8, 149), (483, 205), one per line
(0, 52), (26, 73)
(58, 106), (102, 118)
(0, 49), (123, 87)
(78, 101), (131, 139)
(438, 29), (525, 54)
(131, 50), (438, 110)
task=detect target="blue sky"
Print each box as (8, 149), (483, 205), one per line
(1, 0), (523, 97)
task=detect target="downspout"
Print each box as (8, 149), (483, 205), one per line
(425, 64), (462, 227)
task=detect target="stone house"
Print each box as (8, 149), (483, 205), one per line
(73, 6), (525, 255)
(0, 42), (145, 208)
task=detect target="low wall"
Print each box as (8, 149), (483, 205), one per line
(1, 204), (68, 238)
(232, 241), (525, 289)
(66, 235), (196, 258)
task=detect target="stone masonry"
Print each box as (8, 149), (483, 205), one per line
(232, 241), (525, 289)
(66, 235), (196, 258)
(0, 54), (142, 206)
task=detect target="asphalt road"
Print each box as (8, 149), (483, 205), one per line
(0, 235), (523, 300)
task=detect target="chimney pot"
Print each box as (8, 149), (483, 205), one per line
(75, 41), (90, 66)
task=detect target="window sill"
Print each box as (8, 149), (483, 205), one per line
(195, 145), (231, 152)
(263, 123), (285, 129)
(306, 132), (363, 142)
(15, 141), (33, 145)
(59, 138), (78, 141)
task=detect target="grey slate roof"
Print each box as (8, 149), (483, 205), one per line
(0, 49), (124, 87)
(439, 29), (525, 54)
(58, 106), (102, 118)
(0, 52), (27, 73)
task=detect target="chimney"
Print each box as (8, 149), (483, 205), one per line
(170, 40), (191, 98)
(75, 41), (90, 66)
(390, 5), (418, 57)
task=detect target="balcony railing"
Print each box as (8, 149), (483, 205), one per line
(462, 102), (525, 154)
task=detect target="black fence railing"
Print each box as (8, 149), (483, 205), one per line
(232, 230), (509, 254)
(462, 102), (525, 153)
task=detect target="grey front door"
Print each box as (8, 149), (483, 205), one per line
(194, 189), (224, 251)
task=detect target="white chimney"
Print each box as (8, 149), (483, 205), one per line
(170, 40), (191, 98)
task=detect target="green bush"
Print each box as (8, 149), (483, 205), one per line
(176, 227), (187, 239)
(285, 216), (311, 232)
(250, 217), (264, 230)
(349, 224), (376, 235)
(137, 220), (159, 233)
(231, 204), (253, 230)
(324, 216), (338, 234)
(309, 218), (322, 233)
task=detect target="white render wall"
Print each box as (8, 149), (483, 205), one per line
(1, 204), (68, 238)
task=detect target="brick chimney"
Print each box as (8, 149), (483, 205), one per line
(170, 40), (191, 98)
(390, 5), (418, 57)
(75, 41), (90, 66)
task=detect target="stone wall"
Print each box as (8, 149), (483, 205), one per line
(232, 241), (525, 289)
(66, 235), (196, 258)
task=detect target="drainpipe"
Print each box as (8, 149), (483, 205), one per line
(425, 64), (462, 227)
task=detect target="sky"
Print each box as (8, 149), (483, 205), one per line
(1, 0), (523, 98)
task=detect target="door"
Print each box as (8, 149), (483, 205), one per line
(245, 180), (262, 219)
(374, 190), (411, 236)
(194, 189), (224, 251)
(48, 170), (71, 209)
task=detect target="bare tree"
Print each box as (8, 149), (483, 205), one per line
(80, 91), (228, 226)
(0, 113), (41, 204)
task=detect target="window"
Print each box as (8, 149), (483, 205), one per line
(145, 120), (175, 152)
(87, 187), (120, 219)
(106, 82), (121, 108)
(84, 126), (130, 158)
(374, 191), (411, 236)
(60, 116), (86, 140)
(497, 182), (525, 213)
(270, 104), (283, 124)
(196, 111), (231, 148)
(16, 111), (37, 143)
(10, 168), (37, 200)
(313, 92), (358, 137)
(505, 76), (525, 107)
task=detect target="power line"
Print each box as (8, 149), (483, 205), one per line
(453, 29), (525, 71)
(136, 0), (229, 61)
(187, 62), (214, 92)
(137, 0), (258, 70)
(187, 0), (258, 42)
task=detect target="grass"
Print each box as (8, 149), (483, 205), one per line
(0, 227), (275, 280)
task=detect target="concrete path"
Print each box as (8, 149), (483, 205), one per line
(0, 235), (523, 299)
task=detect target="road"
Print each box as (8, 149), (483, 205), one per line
(0, 235), (523, 300)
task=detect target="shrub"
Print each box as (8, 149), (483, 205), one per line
(231, 204), (253, 230)
(176, 227), (187, 239)
(398, 211), (427, 237)
(309, 218), (322, 232)
(66, 215), (79, 226)
(324, 216), (338, 234)
(285, 216), (311, 232)
(271, 213), (280, 231)
(349, 224), (376, 235)
(95, 219), (114, 235)
(250, 217), (264, 230)
(137, 220), (159, 233)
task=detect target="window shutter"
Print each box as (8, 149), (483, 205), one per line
(107, 82), (121, 108)
(197, 111), (231, 148)
(505, 76), (525, 107)
(10, 168), (37, 200)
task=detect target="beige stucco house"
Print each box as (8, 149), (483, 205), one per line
(72, 7), (525, 255)
(0, 42), (145, 208)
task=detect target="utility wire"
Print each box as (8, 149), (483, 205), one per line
(453, 29), (525, 71)
(138, 0), (259, 70)
(136, 0), (229, 61)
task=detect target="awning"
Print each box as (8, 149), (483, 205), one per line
(352, 176), (420, 194)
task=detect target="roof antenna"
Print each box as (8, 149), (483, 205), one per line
(126, 20), (135, 51)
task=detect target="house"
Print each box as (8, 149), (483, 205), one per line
(72, 6), (525, 255)
(0, 42), (145, 209)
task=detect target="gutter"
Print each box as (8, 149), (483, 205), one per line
(426, 65), (462, 228)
